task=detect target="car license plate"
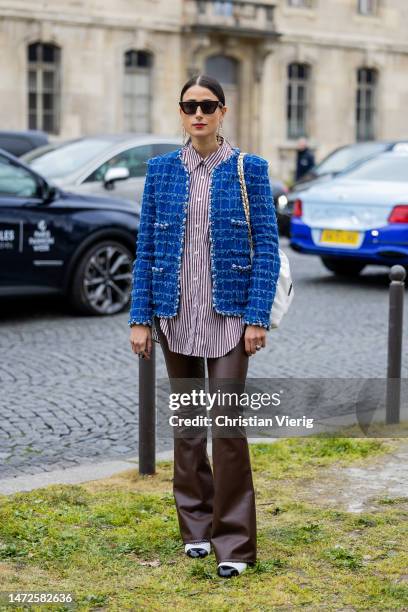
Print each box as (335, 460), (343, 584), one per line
(320, 229), (360, 246)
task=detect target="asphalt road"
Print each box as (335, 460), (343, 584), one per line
(1, 237), (407, 479)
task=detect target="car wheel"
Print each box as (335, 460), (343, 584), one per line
(321, 257), (365, 277)
(70, 240), (133, 315)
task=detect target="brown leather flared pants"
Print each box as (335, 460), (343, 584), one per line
(155, 322), (257, 565)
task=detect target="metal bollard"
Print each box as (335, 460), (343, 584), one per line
(386, 265), (406, 425)
(139, 339), (156, 474)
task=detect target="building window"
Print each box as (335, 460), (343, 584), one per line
(287, 62), (310, 139)
(287, 0), (312, 8)
(356, 68), (377, 141)
(213, 1), (233, 16)
(28, 42), (61, 134)
(357, 0), (377, 15)
(123, 50), (153, 132)
(265, 6), (274, 21)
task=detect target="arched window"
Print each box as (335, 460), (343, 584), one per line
(205, 54), (240, 146)
(356, 67), (377, 141)
(123, 50), (153, 132)
(287, 62), (310, 139)
(205, 54), (238, 85)
(28, 42), (61, 134)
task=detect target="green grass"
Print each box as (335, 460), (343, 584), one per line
(0, 436), (407, 611)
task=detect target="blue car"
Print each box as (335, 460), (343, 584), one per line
(290, 150), (408, 276)
(0, 148), (139, 314)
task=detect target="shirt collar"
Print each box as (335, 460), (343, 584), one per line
(182, 136), (233, 174)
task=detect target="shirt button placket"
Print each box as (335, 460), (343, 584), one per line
(187, 171), (201, 354)
(189, 254), (200, 353)
(192, 233), (204, 354)
(190, 174), (205, 353)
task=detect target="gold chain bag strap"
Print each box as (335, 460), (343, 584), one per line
(237, 151), (253, 254)
(237, 151), (295, 329)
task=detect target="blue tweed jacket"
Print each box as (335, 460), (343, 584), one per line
(128, 146), (281, 330)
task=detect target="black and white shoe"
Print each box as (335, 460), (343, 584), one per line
(184, 541), (211, 559)
(217, 562), (248, 578)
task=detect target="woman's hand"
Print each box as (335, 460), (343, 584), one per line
(130, 324), (152, 359)
(244, 324), (266, 356)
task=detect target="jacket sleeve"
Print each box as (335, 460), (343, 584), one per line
(128, 158), (156, 326)
(243, 157), (281, 330)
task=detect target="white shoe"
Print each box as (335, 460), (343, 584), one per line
(184, 541), (211, 558)
(217, 561), (248, 578)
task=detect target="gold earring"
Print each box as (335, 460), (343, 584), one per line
(216, 123), (223, 145)
(182, 126), (190, 146)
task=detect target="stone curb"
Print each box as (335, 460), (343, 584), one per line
(0, 438), (280, 496)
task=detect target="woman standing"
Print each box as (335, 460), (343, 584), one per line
(129, 75), (280, 578)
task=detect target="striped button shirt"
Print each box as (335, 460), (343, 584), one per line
(151, 136), (246, 357)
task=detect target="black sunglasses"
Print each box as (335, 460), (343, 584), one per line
(179, 99), (223, 115)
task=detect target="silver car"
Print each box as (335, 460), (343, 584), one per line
(24, 134), (183, 210)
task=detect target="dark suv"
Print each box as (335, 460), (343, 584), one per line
(0, 149), (139, 315)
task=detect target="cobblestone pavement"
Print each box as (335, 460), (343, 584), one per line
(1, 238), (407, 478)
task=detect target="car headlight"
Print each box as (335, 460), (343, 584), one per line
(277, 194), (289, 211)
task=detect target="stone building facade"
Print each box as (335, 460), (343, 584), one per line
(1, 0), (408, 180)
